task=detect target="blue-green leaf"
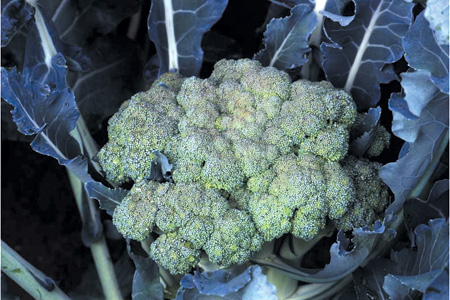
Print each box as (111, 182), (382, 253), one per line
(380, 72), (449, 215)
(148, 0), (228, 77)
(403, 11), (449, 93)
(423, 269), (449, 300)
(252, 220), (393, 283)
(176, 265), (276, 300)
(128, 245), (163, 300)
(1, 0), (33, 47)
(1, 49), (80, 165)
(403, 180), (449, 231)
(383, 219), (449, 298)
(254, 3), (317, 70)
(349, 106), (381, 156)
(321, 0), (414, 109)
(85, 182), (128, 216)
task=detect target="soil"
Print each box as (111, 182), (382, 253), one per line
(1, 140), (93, 299)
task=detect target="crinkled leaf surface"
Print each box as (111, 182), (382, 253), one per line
(1, 23), (81, 165)
(85, 181), (128, 216)
(403, 11), (449, 93)
(349, 106), (381, 156)
(127, 244), (163, 300)
(148, 0), (228, 77)
(424, 0), (449, 46)
(383, 219), (449, 298)
(175, 265), (276, 300)
(254, 3), (317, 70)
(380, 72), (449, 215)
(321, 0), (413, 109)
(403, 180), (449, 231)
(1, 0), (33, 47)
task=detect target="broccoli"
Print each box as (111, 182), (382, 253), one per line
(100, 59), (390, 274)
(333, 156), (390, 230)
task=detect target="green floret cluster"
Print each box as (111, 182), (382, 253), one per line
(100, 59), (390, 274)
(113, 181), (261, 274)
(97, 73), (185, 183)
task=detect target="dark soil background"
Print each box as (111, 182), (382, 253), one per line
(2, 139), (92, 298)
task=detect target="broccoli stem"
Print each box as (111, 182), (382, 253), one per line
(90, 236), (123, 300)
(68, 170), (123, 300)
(1, 240), (71, 300)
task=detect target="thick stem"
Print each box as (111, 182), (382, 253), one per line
(90, 237), (123, 300)
(68, 171), (123, 300)
(1, 241), (71, 300)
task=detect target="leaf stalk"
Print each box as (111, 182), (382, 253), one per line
(1, 240), (71, 300)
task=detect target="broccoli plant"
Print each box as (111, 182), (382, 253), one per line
(1, 0), (448, 299)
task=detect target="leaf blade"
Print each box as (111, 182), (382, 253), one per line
(321, 0), (413, 109)
(254, 3), (317, 70)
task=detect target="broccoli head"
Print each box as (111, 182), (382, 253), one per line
(100, 59), (390, 274)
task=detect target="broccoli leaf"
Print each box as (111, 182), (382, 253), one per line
(403, 180), (449, 231)
(349, 106), (381, 156)
(352, 258), (392, 300)
(84, 182), (129, 216)
(1, 0), (33, 47)
(321, 0), (355, 26)
(403, 11), (449, 93)
(66, 35), (143, 132)
(127, 244), (163, 300)
(254, 3), (317, 70)
(424, 0), (449, 46)
(38, 0), (141, 47)
(147, 151), (173, 183)
(252, 220), (394, 283)
(148, 0), (228, 77)
(383, 218), (449, 299)
(380, 72), (449, 215)
(423, 268), (449, 300)
(321, 0), (413, 109)
(1, 26), (81, 165)
(175, 265), (276, 300)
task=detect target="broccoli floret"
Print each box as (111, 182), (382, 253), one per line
(334, 156), (390, 230)
(150, 232), (201, 275)
(112, 181), (167, 241)
(203, 209), (263, 266)
(100, 58), (391, 275)
(249, 154), (355, 241)
(97, 74), (185, 183)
